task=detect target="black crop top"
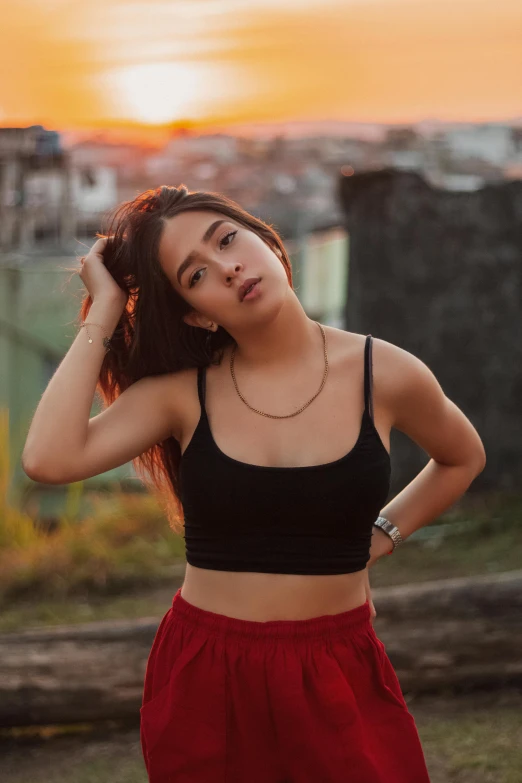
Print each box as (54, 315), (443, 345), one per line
(179, 334), (391, 575)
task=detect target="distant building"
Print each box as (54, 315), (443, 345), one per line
(160, 133), (239, 164)
(441, 123), (516, 167)
(0, 125), (74, 251)
(430, 173), (486, 192)
(386, 149), (425, 171)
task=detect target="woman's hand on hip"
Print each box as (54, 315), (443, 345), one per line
(367, 527), (394, 569)
(363, 568), (376, 624)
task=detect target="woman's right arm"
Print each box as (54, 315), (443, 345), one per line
(22, 295), (181, 485)
(22, 236), (184, 485)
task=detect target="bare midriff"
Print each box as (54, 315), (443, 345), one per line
(180, 563), (368, 621)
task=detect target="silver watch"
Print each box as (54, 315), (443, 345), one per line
(373, 516), (404, 550)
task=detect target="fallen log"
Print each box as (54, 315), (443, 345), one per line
(1, 569), (521, 727)
(375, 569), (522, 691)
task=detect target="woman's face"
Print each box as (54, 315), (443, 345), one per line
(158, 209), (290, 333)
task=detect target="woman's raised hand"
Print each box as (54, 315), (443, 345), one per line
(79, 236), (128, 310)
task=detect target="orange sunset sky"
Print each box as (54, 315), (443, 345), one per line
(1, 0), (521, 132)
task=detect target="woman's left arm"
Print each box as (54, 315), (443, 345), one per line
(368, 338), (487, 568)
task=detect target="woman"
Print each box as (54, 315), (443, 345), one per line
(22, 184), (486, 783)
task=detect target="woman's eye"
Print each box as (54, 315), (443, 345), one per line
(188, 268), (204, 288)
(188, 230), (237, 288)
(219, 230), (237, 249)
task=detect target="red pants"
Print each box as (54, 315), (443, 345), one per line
(140, 588), (431, 782)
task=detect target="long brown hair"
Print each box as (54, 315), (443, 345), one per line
(78, 184), (294, 532)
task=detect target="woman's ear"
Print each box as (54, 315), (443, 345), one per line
(183, 312), (215, 331)
(183, 312), (203, 330)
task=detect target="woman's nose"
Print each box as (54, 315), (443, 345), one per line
(224, 261), (243, 280)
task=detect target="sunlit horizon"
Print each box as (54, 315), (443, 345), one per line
(1, 0), (521, 132)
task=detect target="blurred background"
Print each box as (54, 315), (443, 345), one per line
(1, 1), (521, 781)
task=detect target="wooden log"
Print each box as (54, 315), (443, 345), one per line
(375, 569), (522, 691)
(1, 570), (521, 728)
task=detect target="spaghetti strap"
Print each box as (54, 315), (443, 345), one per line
(363, 335), (374, 422)
(196, 365), (207, 413)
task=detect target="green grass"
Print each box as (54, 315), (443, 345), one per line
(0, 727), (148, 783)
(0, 584), (178, 633)
(414, 701), (522, 783)
(370, 511), (522, 588)
(24, 757), (147, 783)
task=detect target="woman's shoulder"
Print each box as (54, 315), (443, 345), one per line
(360, 332), (448, 438)
(322, 325), (365, 357)
(323, 325), (403, 368)
(330, 326), (440, 414)
(330, 327), (428, 376)
(366, 333), (437, 394)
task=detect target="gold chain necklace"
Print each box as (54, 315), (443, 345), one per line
(229, 321), (328, 419)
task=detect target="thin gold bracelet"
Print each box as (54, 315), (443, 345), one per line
(80, 322), (112, 352)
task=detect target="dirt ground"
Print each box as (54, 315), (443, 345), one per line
(1, 688), (521, 783)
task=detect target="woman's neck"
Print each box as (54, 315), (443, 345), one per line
(229, 300), (321, 372)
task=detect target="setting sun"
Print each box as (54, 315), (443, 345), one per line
(0, 0), (520, 129)
(109, 63), (207, 125)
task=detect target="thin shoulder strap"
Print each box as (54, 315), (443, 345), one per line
(363, 335), (374, 422)
(196, 365), (207, 414)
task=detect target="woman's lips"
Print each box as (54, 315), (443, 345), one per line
(242, 280), (261, 301)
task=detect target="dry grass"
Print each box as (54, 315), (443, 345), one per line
(0, 408), (185, 606)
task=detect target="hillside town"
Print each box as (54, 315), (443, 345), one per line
(1, 121), (521, 254)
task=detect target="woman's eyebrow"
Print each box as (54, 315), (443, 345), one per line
(176, 219), (228, 285)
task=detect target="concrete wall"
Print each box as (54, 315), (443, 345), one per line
(339, 168), (522, 494)
(0, 263), (133, 488)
